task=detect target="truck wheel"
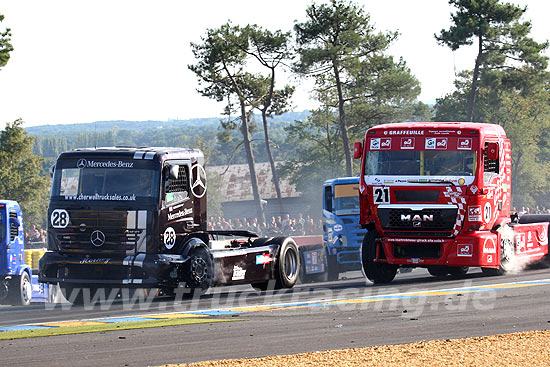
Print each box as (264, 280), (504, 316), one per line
(299, 251), (328, 284)
(427, 266), (448, 277)
(182, 246), (213, 295)
(274, 238), (300, 289)
(326, 254), (340, 281)
(361, 230), (397, 284)
(8, 272), (32, 306)
(482, 225), (515, 276)
(448, 266), (469, 277)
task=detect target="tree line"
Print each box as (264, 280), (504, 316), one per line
(2, 0), (550, 230)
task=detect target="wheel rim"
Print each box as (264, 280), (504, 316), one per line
(22, 275), (32, 304)
(191, 257), (208, 284)
(284, 248), (298, 279)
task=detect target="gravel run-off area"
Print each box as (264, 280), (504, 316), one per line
(166, 329), (550, 367)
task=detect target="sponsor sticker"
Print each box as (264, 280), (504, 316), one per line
(387, 130), (424, 135)
(80, 257), (110, 264)
(256, 254), (272, 265)
(76, 159), (134, 169)
(468, 206), (481, 222)
(516, 233), (526, 252)
(167, 208), (193, 221)
(370, 138), (391, 150)
(425, 137), (448, 150)
(457, 243), (473, 257)
(231, 265), (246, 281)
(401, 137), (415, 149)
(457, 138), (472, 150)
(483, 238), (497, 254)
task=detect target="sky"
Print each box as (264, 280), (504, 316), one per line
(0, 0), (549, 127)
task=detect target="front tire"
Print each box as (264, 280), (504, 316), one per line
(8, 272), (32, 306)
(427, 266), (448, 277)
(181, 246), (213, 296)
(448, 266), (469, 277)
(361, 230), (397, 284)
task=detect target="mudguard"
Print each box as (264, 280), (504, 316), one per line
(13, 264), (31, 277)
(181, 237), (211, 258)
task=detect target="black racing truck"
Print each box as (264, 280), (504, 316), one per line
(39, 147), (304, 304)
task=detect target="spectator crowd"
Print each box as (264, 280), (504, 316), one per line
(514, 206), (550, 216)
(208, 213), (323, 237)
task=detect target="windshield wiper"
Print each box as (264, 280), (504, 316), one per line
(406, 179), (455, 186)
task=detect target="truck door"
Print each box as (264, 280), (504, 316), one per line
(482, 141), (502, 228)
(159, 161), (194, 253)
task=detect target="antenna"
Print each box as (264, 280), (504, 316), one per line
(94, 121), (97, 149)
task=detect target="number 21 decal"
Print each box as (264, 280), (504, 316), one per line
(373, 187), (390, 204)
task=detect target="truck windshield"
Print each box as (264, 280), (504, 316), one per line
(334, 184), (360, 215)
(366, 150), (477, 177)
(51, 165), (160, 202)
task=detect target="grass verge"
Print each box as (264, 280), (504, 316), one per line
(0, 318), (245, 340)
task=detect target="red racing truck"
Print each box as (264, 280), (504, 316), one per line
(353, 122), (549, 283)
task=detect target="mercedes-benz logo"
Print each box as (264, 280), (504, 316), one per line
(191, 164), (207, 198)
(90, 230), (105, 247)
(77, 159), (87, 169)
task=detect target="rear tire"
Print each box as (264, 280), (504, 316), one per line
(361, 230), (397, 284)
(326, 253), (340, 281)
(274, 238), (300, 289)
(298, 251), (328, 284)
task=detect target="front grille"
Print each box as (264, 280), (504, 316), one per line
(378, 207), (457, 232)
(384, 231), (453, 238)
(394, 190), (440, 202)
(61, 263), (146, 280)
(393, 244), (441, 259)
(57, 210), (137, 253)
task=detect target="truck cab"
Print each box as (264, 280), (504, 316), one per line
(39, 147), (302, 304)
(0, 200), (32, 305)
(323, 177), (366, 279)
(354, 122), (548, 283)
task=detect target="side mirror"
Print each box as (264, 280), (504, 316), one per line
(169, 165), (179, 180)
(49, 165), (55, 178)
(486, 142), (499, 161)
(353, 142), (363, 159)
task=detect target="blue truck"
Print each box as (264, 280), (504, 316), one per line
(0, 200), (54, 305)
(322, 177), (366, 280)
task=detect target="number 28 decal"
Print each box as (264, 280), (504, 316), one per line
(51, 209), (70, 228)
(373, 187), (390, 204)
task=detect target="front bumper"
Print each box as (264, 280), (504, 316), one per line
(379, 231), (501, 267)
(38, 252), (183, 288)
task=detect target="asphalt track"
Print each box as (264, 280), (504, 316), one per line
(2, 267), (550, 366)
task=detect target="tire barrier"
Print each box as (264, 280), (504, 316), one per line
(25, 249), (46, 269)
